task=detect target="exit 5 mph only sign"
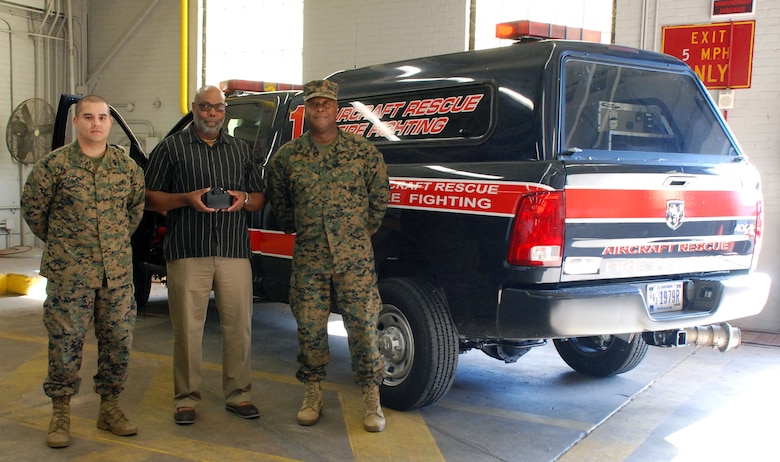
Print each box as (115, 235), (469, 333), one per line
(661, 20), (755, 89)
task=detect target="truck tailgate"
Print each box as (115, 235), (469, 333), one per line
(561, 164), (762, 282)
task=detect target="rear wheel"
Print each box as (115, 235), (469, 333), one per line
(132, 257), (151, 309)
(553, 333), (648, 377)
(377, 278), (458, 410)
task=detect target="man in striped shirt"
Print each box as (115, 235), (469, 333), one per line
(144, 85), (265, 425)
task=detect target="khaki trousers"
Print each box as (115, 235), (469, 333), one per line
(166, 257), (253, 409)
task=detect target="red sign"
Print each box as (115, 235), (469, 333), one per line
(661, 21), (755, 89)
(712, 0), (754, 16)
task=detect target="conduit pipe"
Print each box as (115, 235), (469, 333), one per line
(180, 0), (188, 114)
(1, 17), (22, 247)
(67, 0), (75, 94)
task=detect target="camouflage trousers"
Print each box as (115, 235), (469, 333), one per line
(42, 281), (136, 398)
(290, 265), (383, 386)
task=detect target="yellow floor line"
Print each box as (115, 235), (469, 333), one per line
(437, 399), (592, 432)
(341, 392), (444, 462)
(1, 330), (444, 461)
(556, 354), (725, 462)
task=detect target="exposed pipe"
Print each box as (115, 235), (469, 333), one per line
(180, 0), (188, 114)
(652, 0), (660, 51)
(2, 4), (74, 248)
(639, 0), (647, 48)
(643, 322), (742, 352)
(684, 323), (741, 352)
(0, 18), (13, 109)
(44, 1), (60, 38)
(0, 18), (21, 248)
(0, 0), (46, 15)
(34, 0), (55, 34)
(53, 1), (67, 39)
(67, 0), (74, 93)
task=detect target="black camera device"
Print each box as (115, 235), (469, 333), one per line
(202, 187), (232, 209)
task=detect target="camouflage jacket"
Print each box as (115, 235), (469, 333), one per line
(268, 130), (389, 273)
(22, 142), (145, 288)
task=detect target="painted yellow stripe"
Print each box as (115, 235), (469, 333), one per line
(0, 331), (48, 344)
(0, 347), (48, 411)
(556, 352), (723, 462)
(341, 392), (444, 462)
(437, 400), (592, 432)
(0, 330), (444, 461)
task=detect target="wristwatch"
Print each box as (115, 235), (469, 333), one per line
(244, 192), (250, 207)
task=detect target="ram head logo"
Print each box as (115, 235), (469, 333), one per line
(666, 200), (685, 230)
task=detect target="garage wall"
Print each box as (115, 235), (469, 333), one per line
(1, 0), (470, 249)
(303, 0), (469, 81)
(2, 0), (778, 332)
(86, 0), (193, 151)
(0, 0), (197, 248)
(615, 0), (780, 331)
(0, 0), (88, 248)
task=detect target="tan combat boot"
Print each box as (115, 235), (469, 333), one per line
(297, 381), (323, 426)
(362, 384), (386, 432)
(47, 396), (71, 448)
(97, 395), (138, 436)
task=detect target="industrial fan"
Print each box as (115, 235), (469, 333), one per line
(5, 98), (55, 165)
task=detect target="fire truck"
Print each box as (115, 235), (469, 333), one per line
(52, 24), (770, 411)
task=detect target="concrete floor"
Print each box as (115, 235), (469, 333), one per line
(1, 247), (778, 461)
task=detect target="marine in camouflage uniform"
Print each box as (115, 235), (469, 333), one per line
(21, 95), (145, 447)
(267, 79), (390, 432)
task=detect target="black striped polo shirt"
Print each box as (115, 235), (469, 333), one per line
(145, 127), (264, 261)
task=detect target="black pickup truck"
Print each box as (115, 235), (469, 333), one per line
(52, 39), (770, 411)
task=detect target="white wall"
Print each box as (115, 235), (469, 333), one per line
(0, 0), (88, 248)
(303, 0), (470, 81)
(87, 0), (193, 151)
(615, 0), (780, 331)
(206, 0), (303, 85)
(2, 0), (778, 332)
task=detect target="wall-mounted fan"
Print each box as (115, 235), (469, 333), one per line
(6, 98), (55, 165)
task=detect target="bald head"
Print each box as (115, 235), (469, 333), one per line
(191, 85), (227, 140)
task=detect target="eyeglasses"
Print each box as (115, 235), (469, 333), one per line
(195, 102), (227, 112)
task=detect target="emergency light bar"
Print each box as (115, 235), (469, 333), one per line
(496, 20), (601, 42)
(220, 79), (303, 94)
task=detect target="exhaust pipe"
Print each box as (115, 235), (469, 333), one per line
(683, 322), (741, 352)
(642, 322), (741, 352)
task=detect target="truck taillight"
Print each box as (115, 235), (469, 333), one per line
(753, 197), (763, 270)
(507, 191), (564, 267)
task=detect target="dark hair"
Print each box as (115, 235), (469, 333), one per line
(75, 95), (109, 116)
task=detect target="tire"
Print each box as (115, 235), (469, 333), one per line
(377, 278), (458, 410)
(553, 333), (648, 377)
(132, 257), (152, 309)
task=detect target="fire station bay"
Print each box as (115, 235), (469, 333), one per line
(2, 1), (779, 461)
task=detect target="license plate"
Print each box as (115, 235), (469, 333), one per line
(647, 281), (684, 313)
